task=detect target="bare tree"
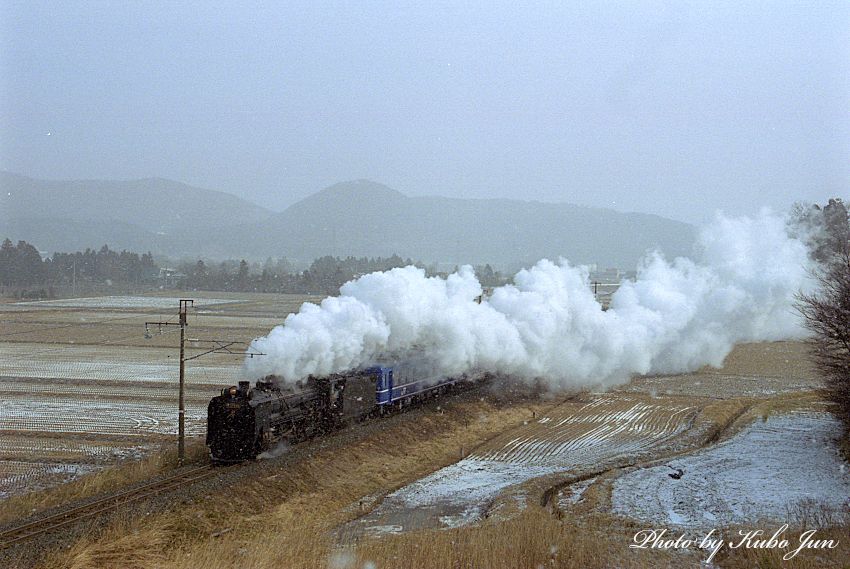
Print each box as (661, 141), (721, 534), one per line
(797, 248), (850, 424)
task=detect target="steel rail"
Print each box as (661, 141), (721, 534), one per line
(0, 464), (218, 549)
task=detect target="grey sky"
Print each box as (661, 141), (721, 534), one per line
(1, 1), (848, 223)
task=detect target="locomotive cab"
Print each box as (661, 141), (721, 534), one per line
(206, 381), (257, 462)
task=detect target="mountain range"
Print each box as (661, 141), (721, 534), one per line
(0, 172), (696, 269)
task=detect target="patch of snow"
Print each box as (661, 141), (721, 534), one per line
(343, 396), (694, 536)
(364, 525), (403, 536)
(558, 477), (597, 507)
(0, 343), (241, 384)
(611, 412), (850, 528)
(2, 397), (207, 436)
(396, 459), (556, 509)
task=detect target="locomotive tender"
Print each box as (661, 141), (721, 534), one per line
(206, 364), (465, 461)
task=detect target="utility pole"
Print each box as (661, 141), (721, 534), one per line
(145, 299), (264, 467)
(177, 299), (190, 464)
(145, 299), (193, 466)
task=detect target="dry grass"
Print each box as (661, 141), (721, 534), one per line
(160, 507), (679, 569)
(0, 440), (209, 526)
(34, 393), (558, 569)
(702, 341), (819, 381)
(42, 390), (811, 569)
(64, 517), (173, 569)
(350, 509), (680, 569)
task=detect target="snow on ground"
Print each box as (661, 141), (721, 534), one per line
(0, 293), (301, 499)
(0, 343), (241, 383)
(3, 397), (208, 436)
(1, 379), (219, 401)
(13, 296), (245, 309)
(341, 396), (694, 536)
(0, 461), (101, 499)
(558, 476), (596, 508)
(611, 412), (850, 528)
(0, 436), (154, 462)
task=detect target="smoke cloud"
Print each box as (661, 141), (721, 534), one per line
(245, 210), (813, 390)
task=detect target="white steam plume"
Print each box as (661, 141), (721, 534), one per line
(245, 210), (812, 390)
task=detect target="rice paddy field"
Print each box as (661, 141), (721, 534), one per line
(0, 292), (319, 498)
(343, 394), (698, 535)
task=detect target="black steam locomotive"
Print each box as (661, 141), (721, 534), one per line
(206, 365), (466, 462)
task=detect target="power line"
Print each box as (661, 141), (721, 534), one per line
(0, 312), (159, 339)
(0, 317), (183, 362)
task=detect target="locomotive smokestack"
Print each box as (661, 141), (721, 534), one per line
(238, 380), (250, 395)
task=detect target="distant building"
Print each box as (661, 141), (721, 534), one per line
(591, 268), (624, 283)
(159, 267), (186, 288)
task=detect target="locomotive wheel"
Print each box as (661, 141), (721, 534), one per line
(255, 429), (271, 454)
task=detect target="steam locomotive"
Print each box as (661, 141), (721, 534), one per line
(206, 365), (468, 462)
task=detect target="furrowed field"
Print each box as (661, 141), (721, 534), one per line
(0, 292), (318, 498)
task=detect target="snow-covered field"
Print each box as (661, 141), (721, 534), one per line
(0, 343), (242, 384)
(0, 461), (101, 500)
(13, 296), (244, 309)
(1, 378), (220, 400)
(4, 397), (208, 436)
(0, 293), (317, 498)
(610, 412), (850, 528)
(343, 395), (695, 535)
(0, 435), (155, 462)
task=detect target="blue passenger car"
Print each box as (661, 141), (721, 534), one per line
(366, 364), (459, 408)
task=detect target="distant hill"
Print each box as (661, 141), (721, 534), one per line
(244, 180), (696, 268)
(0, 172), (272, 255)
(1, 174), (696, 268)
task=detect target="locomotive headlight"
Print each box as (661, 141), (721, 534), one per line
(229, 386), (238, 396)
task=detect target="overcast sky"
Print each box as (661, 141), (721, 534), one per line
(1, 1), (848, 223)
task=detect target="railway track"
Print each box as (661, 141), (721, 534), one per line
(0, 463), (219, 549)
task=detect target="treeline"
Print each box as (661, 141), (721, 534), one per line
(0, 240), (158, 297)
(0, 239), (510, 298)
(176, 254), (508, 295)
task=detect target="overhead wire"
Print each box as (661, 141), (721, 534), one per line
(0, 311), (159, 339)
(1, 313), (251, 386)
(0, 310), (181, 362)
